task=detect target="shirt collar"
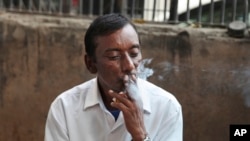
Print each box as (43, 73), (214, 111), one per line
(83, 78), (101, 110)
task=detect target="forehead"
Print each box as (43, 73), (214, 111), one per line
(95, 24), (139, 50)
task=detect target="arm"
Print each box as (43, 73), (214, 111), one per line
(109, 90), (147, 141)
(45, 100), (69, 141)
(156, 103), (183, 141)
(109, 75), (148, 141)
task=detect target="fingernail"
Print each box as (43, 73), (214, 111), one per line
(123, 75), (129, 83)
(132, 74), (137, 81)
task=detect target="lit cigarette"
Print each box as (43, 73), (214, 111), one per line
(112, 92), (127, 103)
(112, 97), (118, 103)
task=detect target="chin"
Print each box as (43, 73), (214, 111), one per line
(112, 87), (126, 93)
(111, 83), (126, 93)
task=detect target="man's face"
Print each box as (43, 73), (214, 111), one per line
(94, 24), (142, 92)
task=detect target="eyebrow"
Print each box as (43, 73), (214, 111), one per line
(104, 44), (141, 53)
(105, 48), (121, 52)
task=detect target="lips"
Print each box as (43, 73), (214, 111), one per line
(123, 74), (137, 85)
(112, 73), (137, 93)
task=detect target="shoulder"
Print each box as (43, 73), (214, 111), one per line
(139, 79), (181, 109)
(51, 78), (96, 107)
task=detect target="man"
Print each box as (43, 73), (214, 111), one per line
(45, 13), (183, 141)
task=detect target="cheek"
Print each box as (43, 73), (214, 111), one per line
(97, 61), (121, 74)
(134, 55), (142, 67)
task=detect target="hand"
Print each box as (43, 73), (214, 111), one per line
(109, 90), (147, 141)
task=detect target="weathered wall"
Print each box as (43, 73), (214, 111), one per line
(0, 12), (250, 141)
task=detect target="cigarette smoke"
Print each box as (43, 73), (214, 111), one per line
(137, 58), (154, 80)
(125, 77), (143, 110)
(125, 58), (154, 111)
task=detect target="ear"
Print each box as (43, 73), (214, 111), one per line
(84, 54), (97, 74)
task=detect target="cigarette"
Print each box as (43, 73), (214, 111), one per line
(112, 97), (118, 103)
(112, 92), (127, 103)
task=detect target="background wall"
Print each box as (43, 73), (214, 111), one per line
(0, 12), (250, 141)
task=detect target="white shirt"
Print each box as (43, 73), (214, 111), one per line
(45, 78), (183, 141)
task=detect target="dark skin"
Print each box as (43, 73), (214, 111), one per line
(85, 24), (147, 141)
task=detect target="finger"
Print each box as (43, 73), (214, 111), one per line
(111, 91), (127, 103)
(109, 90), (119, 102)
(121, 92), (128, 98)
(108, 90), (127, 98)
(123, 75), (129, 85)
(131, 74), (137, 82)
(110, 101), (130, 113)
(109, 91), (128, 102)
(109, 90), (132, 107)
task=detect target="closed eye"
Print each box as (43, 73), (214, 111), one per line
(108, 55), (121, 60)
(129, 46), (140, 58)
(130, 52), (139, 58)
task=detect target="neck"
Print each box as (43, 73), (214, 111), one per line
(97, 80), (118, 111)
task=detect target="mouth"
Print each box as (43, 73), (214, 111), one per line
(123, 73), (136, 86)
(111, 74), (137, 93)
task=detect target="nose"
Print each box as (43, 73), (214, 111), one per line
(121, 53), (135, 73)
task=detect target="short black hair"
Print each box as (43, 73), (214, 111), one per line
(84, 13), (138, 57)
